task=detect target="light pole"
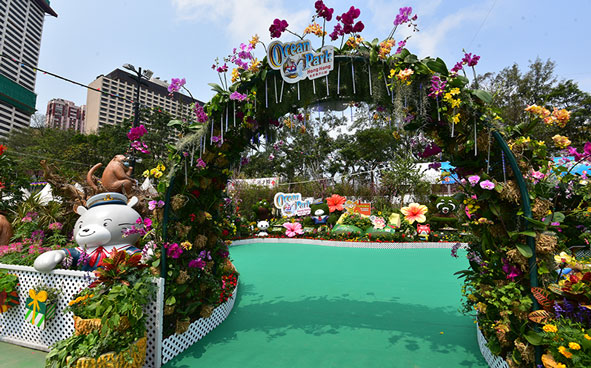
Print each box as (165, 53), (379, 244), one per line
(122, 64), (153, 173)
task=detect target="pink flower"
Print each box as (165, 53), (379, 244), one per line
(196, 158), (207, 169)
(230, 92), (248, 101)
(284, 222), (304, 237)
(468, 175), (480, 186)
(127, 124), (147, 141)
(48, 222), (63, 231)
(400, 203), (428, 224)
(269, 19), (288, 38)
(165, 243), (183, 259)
(168, 77), (186, 93)
(188, 258), (206, 269)
(479, 180), (495, 190)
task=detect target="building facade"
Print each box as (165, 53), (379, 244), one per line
(85, 69), (198, 133)
(0, 0), (57, 139)
(45, 98), (85, 132)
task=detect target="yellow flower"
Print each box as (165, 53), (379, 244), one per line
(450, 98), (461, 108)
(552, 134), (571, 149)
(558, 346), (573, 359)
(249, 34), (259, 48)
(378, 39), (396, 59)
(584, 334), (591, 340)
(569, 342), (581, 350)
(554, 251), (574, 265)
(449, 88), (460, 95)
(556, 364), (566, 368)
(150, 168), (158, 176)
(397, 68), (414, 83)
(154, 171), (163, 179)
(180, 241), (192, 250)
(304, 23), (326, 37)
(543, 324), (558, 333)
(249, 58), (261, 72)
(157, 163), (166, 172)
(142, 170), (150, 178)
(452, 114), (460, 124)
(388, 68), (396, 79)
(231, 68), (240, 83)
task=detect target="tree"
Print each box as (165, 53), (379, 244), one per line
(478, 58), (591, 146)
(30, 113), (46, 128)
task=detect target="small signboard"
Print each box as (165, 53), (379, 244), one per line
(344, 200), (372, 216)
(273, 192), (313, 217)
(267, 39), (335, 84)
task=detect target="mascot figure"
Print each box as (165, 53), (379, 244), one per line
(34, 192), (142, 272)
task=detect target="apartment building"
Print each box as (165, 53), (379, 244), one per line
(0, 0), (57, 139)
(45, 98), (85, 132)
(85, 69), (198, 133)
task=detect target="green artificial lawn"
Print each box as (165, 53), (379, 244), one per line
(0, 342), (47, 367)
(165, 242), (487, 368)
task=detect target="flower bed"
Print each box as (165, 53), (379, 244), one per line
(232, 237), (466, 249)
(0, 263), (237, 367)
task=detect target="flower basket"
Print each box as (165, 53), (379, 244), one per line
(0, 289), (19, 313)
(175, 318), (191, 334)
(73, 315), (103, 336)
(67, 336), (147, 368)
(73, 315), (130, 335)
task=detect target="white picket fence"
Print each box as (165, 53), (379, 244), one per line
(0, 263), (237, 367)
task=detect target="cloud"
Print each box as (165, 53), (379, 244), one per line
(171, 0), (310, 44)
(410, 4), (489, 58)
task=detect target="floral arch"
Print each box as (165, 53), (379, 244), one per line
(153, 4), (588, 367)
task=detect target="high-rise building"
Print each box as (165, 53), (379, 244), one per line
(85, 69), (199, 134)
(0, 0), (57, 139)
(45, 98), (85, 132)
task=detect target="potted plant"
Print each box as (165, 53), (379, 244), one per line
(45, 250), (155, 368)
(0, 269), (19, 313)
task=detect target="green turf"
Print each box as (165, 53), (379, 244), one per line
(0, 341), (46, 367)
(165, 242), (487, 368)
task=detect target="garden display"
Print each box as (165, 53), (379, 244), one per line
(0, 2), (589, 367)
(0, 269), (19, 313)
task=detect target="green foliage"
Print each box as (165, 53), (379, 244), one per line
(0, 270), (18, 293)
(342, 212), (372, 229)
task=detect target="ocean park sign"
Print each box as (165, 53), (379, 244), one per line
(267, 39), (335, 83)
(273, 192), (313, 217)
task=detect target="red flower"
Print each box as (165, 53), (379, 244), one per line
(326, 194), (346, 212)
(189, 213), (196, 222)
(0, 145), (5, 155)
(191, 189), (200, 197)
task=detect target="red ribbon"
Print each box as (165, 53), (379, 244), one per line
(89, 246), (108, 267)
(0, 291), (6, 306)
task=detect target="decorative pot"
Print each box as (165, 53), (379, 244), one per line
(67, 336), (147, 368)
(73, 315), (130, 335)
(164, 305), (175, 316)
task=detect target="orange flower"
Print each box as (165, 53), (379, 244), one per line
(400, 203), (428, 224)
(326, 194), (346, 213)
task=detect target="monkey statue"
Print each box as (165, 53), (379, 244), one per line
(0, 214), (13, 246)
(87, 155), (136, 194)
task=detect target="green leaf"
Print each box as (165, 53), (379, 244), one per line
(167, 119), (183, 127)
(208, 83), (226, 94)
(426, 58), (448, 76)
(404, 54), (419, 64)
(516, 243), (533, 258)
(552, 212), (565, 223)
(523, 216), (547, 228)
(517, 231), (537, 238)
(165, 296), (176, 306)
(524, 330), (543, 345)
(471, 89), (493, 104)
